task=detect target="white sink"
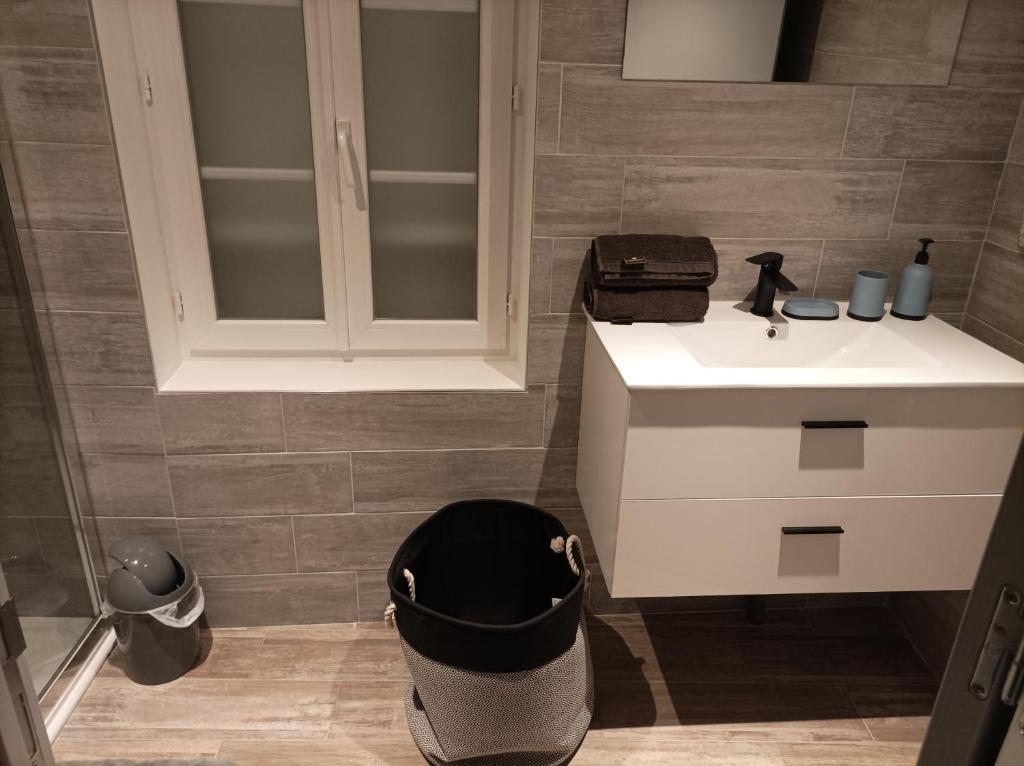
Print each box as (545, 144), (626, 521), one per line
(586, 300), (1024, 389)
(670, 316), (942, 369)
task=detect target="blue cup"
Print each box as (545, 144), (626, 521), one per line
(848, 270), (889, 321)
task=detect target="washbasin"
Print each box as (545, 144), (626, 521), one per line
(669, 316), (942, 369)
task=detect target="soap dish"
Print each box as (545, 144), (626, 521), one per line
(781, 297), (839, 320)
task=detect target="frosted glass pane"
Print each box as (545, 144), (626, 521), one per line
(368, 182), (477, 320)
(179, 1), (315, 168)
(179, 0), (324, 320)
(202, 179), (324, 320)
(360, 3), (480, 321)
(360, 6), (479, 172)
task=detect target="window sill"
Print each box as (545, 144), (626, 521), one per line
(159, 356), (526, 393)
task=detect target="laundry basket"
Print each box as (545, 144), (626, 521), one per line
(386, 499), (593, 766)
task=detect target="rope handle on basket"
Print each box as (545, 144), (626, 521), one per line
(550, 534), (583, 577)
(384, 568), (416, 628)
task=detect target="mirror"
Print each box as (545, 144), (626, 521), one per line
(622, 0), (972, 86)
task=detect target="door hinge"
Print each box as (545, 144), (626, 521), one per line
(141, 74), (154, 106)
(0, 598), (27, 665)
(971, 584), (1024, 704)
(511, 84), (522, 113)
(506, 293), (518, 319)
(173, 291), (185, 321)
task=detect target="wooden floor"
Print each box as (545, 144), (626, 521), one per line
(55, 606), (937, 765)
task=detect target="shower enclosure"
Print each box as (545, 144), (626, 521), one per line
(0, 169), (101, 700)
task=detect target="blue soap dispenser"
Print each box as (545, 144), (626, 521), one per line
(891, 237), (934, 320)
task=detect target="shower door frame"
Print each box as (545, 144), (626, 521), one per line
(0, 169), (104, 700)
(0, 569), (57, 766)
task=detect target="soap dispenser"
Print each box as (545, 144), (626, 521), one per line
(891, 237), (934, 320)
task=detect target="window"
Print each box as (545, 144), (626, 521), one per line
(94, 0), (538, 390)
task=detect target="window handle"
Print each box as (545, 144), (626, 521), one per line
(336, 120), (367, 211)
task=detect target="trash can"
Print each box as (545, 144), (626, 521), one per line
(102, 536), (204, 685)
(387, 500), (594, 766)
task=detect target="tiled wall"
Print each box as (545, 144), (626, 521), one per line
(0, 0), (1022, 627)
(889, 77), (1024, 677)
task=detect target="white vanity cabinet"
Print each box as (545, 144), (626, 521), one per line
(577, 309), (1024, 599)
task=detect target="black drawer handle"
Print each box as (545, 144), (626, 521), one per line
(801, 420), (868, 429)
(782, 526), (845, 535)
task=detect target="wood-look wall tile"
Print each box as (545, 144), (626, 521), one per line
(950, 0), (1024, 90)
(66, 386), (163, 455)
(535, 63), (562, 155)
(965, 241), (1024, 342)
(356, 571), (389, 623)
(533, 155), (624, 237)
(168, 452), (352, 518)
(91, 517), (180, 574)
(49, 311), (153, 386)
(889, 161), (1001, 240)
(962, 315), (1024, 363)
(622, 158), (902, 239)
(282, 389), (544, 452)
(179, 517), (295, 576)
(11, 142), (124, 232)
(815, 0), (968, 68)
(844, 87), (1021, 161)
(0, 46), (109, 144)
(201, 572), (358, 627)
(560, 67), (852, 158)
(808, 52), (950, 87)
(709, 239), (822, 301)
(527, 314), (586, 385)
(987, 161), (1024, 251)
(544, 384), (581, 448)
(82, 453), (173, 518)
(0, 390), (52, 454)
(815, 239), (981, 313)
(0, 452), (67, 519)
(158, 393), (285, 455)
(351, 448), (578, 513)
(549, 237), (590, 314)
(1010, 104), (1024, 164)
(19, 230), (140, 312)
(529, 237), (552, 316)
(0, 517), (45, 569)
(539, 0), (627, 65)
(0, 309), (33, 385)
(34, 515), (87, 574)
(294, 513), (429, 572)
(888, 590), (969, 678)
(0, 0), (94, 48)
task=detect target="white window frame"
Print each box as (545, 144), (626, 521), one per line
(92, 0), (539, 391)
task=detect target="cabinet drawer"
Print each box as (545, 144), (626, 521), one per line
(608, 495), (998, 598)
(621, 387), (1024, 500)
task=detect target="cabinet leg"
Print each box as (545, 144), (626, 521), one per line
(746, 595), (766, 625)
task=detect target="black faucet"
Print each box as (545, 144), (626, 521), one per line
(746, 252), (798, 317)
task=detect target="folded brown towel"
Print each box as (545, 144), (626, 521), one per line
(583, 276), (709, 323)
(591, 235), (718, 288)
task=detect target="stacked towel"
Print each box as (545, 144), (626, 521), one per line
(584, 235), (717, 323)
(583, 278), (709, 323)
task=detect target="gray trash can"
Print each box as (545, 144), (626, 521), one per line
(102, 536), (204, 685)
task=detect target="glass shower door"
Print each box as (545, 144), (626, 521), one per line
(0, 170), (99, 698)
(0, 566), (56, 766)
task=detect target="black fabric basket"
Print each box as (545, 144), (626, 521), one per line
(388, 499), (594, 765)
(387, 499), (586, 673)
